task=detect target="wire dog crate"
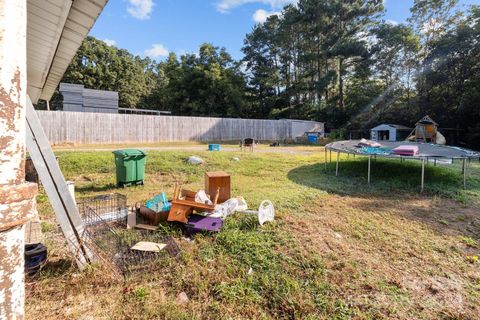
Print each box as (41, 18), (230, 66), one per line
(78, 194), (180, 276)
(77, 193), (128, 226)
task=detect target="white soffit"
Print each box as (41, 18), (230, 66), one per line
(27, 0), (108, 103)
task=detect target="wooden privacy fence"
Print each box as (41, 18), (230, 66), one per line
(37, 111), (324, 145)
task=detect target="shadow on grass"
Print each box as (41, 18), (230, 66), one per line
(28, 259), (75, 280)
(75, 183), (117, 193)
(287, 158), (475, 199)
(287, 158), (480, 240)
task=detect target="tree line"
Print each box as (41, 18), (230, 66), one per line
(42, 0), (480, 148)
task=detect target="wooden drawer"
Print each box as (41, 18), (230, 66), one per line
(205, 171), (231, 203)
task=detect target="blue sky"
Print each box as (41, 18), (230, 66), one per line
(90, 0), (478, 61)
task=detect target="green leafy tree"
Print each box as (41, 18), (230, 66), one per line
(157, 44), (248, 117)
(242, 0), (383, 126)
(360, 23), (422, 125)
(409, 0), (460, 50)
(416, 5), (480, 146)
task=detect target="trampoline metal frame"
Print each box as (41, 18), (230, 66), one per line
(324, 145), (479, 192)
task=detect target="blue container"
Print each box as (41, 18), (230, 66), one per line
(307, 134), (318, 144)
(209, 144), (221, 151)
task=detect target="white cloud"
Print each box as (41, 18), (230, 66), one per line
(357, 31), (378, 48)
(386, 19), (399, 26)
(144, 43), (169, 59)
(252, 9), (280, 23)
(127, 0), (154, 20)
(103, 38), (116, 46)
(216, 0), (297, 13)
(421, 18), (442, 36)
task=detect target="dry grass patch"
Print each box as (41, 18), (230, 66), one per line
(284, 194), (480, 319)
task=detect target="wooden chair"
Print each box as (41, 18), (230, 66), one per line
(167, 183), (220, 224)
(240, 138), (255, 152)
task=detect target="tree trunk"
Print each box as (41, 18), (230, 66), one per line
(325, 58), (329, 102)
(338, 57), (344, 111)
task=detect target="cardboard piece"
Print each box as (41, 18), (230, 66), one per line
(131, 241), (167, 252)
(134, 224), (158, 231)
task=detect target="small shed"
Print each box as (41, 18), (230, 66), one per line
(370, 124), (412, 142)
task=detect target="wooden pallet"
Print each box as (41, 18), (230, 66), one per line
(26, 97), (91, 269)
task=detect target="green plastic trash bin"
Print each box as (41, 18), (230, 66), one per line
(113, 149), (147, 187)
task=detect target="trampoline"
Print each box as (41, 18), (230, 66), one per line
(325, 140), (480, 191)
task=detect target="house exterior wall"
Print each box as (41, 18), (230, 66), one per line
(0, 1), (38, 318)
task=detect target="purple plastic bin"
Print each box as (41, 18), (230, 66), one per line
(185, 215), (223, 234)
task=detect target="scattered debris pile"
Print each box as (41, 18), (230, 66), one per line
(65, 172), (274, 274)
(134, 171), (275, 234)
(79, 194), (180, 276)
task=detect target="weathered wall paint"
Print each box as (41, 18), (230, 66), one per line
(0, 0), (27, 185)
(0, 226), (25, 318)
(0, 1), (37, 319)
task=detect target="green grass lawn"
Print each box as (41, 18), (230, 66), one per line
(28, 147), (480, 319)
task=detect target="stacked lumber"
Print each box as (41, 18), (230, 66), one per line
(59, 83), (83, 112)
(59, 82), (119, 114)
(83, 88), (118, 114)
